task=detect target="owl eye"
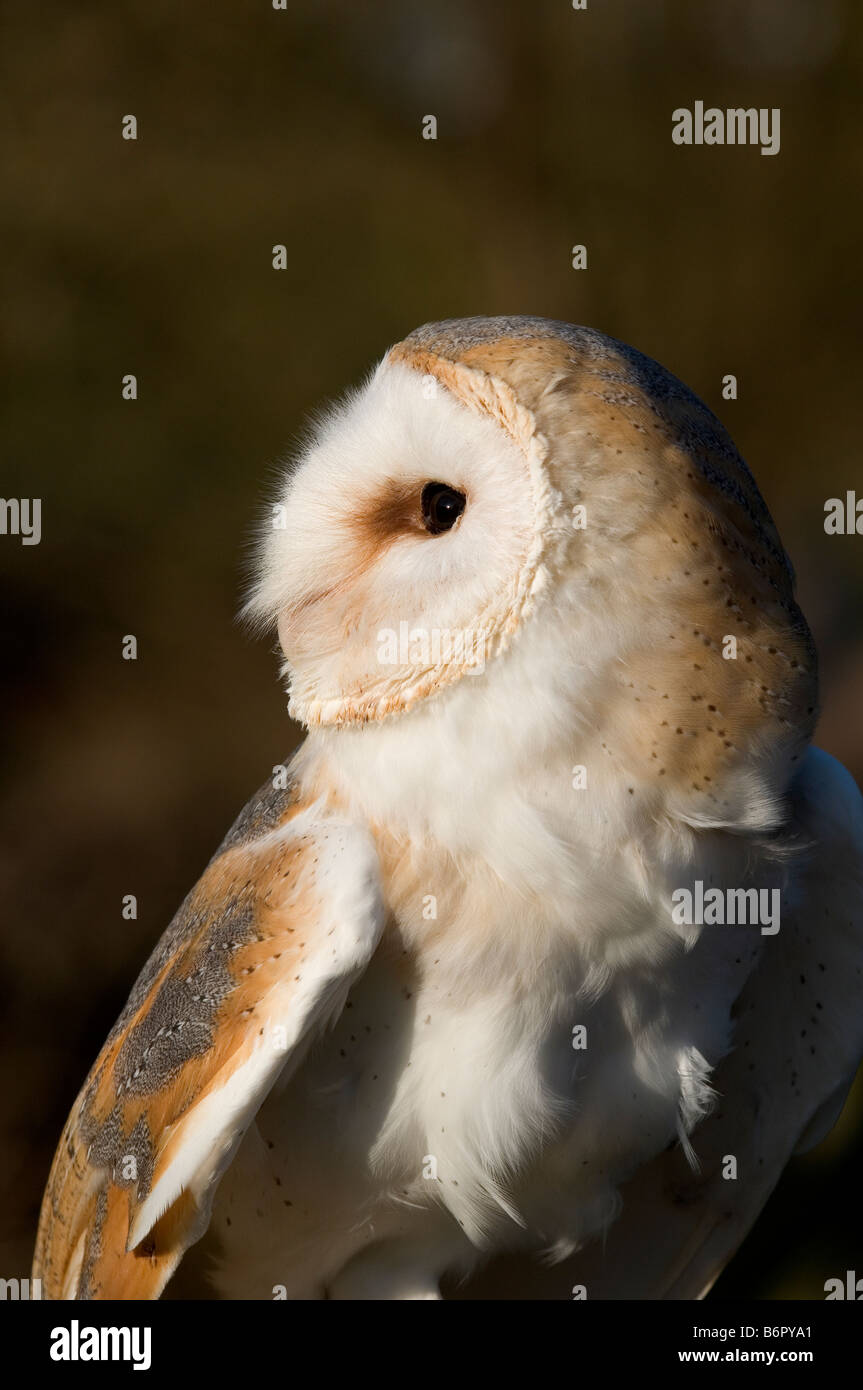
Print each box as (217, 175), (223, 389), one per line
(421, 482), (466, 535)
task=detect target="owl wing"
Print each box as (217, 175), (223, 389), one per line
(456, 745), (863, 1300)
(32, 772), (384, 1300)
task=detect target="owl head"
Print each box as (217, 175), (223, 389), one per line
(247, 316), (816, 835)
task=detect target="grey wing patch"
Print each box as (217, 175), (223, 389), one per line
(33, 769), (384, 1300)
(107, 764), (300, 1043)
(214, 763), (300, 855)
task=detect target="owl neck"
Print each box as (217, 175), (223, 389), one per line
(293, 640), (786, 947)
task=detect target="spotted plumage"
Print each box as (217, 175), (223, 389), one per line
(34, 317), (863, 1299)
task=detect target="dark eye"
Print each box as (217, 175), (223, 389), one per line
(421, 482), (466, 535)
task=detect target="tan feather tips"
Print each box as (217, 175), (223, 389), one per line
(390, 319), (817, 810)
(33, 777), (384, 1299)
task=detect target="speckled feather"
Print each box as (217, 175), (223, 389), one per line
(33, 775), (383, 1298)
(34, 318), (863, 1300)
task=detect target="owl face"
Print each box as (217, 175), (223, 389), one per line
(249, 317), (816, 841)
(249, 355), (565, 726)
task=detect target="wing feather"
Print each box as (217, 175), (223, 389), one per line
(33, 772), (383, 1299)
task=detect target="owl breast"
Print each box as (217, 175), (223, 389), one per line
(208, 812), (758, 1298)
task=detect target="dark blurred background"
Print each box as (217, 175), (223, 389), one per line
(1, 0), (861, 1298)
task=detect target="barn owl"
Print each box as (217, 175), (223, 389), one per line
(34, 316), (863, 1301)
